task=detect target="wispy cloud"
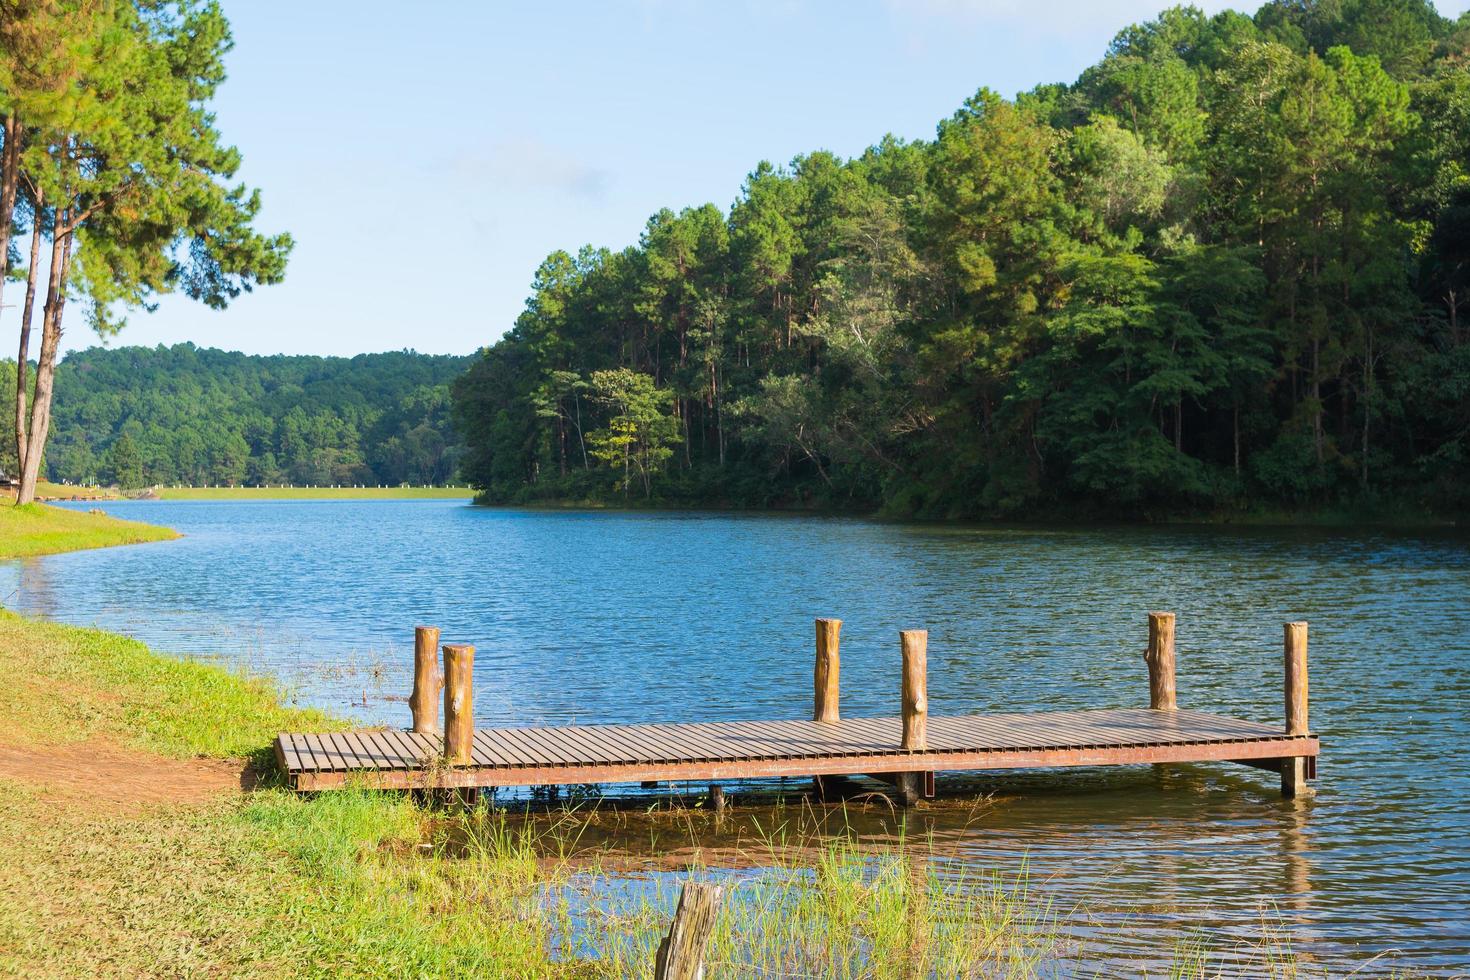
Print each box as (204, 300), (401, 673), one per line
(448, 137), (611, 202)
(882, 0), (1236, 37)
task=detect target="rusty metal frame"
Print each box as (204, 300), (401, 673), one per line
(286, 734), (1319, 792)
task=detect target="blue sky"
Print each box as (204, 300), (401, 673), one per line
(65, 0), (1470, 358)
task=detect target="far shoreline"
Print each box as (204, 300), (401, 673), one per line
(463, 495), (1464, 532)
(36, 484), (475, 503)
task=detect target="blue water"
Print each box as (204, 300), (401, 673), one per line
(4, 500), (1467, 975)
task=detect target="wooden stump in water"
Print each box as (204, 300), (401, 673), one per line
(1282, 622), (1312, 798)
(442, 643), (475, 766)
(654, 881), (722, 980)
(409, 625), (442, 735)
(814, 618), (842, 723)
(900, 630), (928, 752)
(1145, 611), (1177, 710)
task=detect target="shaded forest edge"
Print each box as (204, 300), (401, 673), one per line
(1, 344), (471, 490)
(451, 1), (1470, 524)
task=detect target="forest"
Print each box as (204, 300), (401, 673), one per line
(453, 0), (1470, 518)
(0, 345), (469, 489)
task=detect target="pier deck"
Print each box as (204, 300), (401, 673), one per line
(276, 707), (1319, 792)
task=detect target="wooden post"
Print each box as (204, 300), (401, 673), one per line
(708, 784), (725, 813)
(900, 629), (928, 751)
(442, 643), (474, 766)
(654, 881), (723, 980)
(1283, 621), (1312, 798)
(1145, 611), (1177, 710)
(409, 625), (442, 735)
(814, 618), (841, 723)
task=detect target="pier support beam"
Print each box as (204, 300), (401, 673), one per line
(814, 618), (842, 723)
(869, 770), (935, 806)
(409, 625), (442, 735)
(901, 629), (928, 751)
(1282, 622), (1313, 799)
(1145, 612), (1177, 710)
(443, 643), (475, 766)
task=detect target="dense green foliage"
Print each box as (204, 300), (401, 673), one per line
(2, 1), (292, 504)
(22, 344), (469, 488)
(454, 1), (1470, 518)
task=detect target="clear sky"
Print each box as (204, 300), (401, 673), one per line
(59, 0), (1470, 359)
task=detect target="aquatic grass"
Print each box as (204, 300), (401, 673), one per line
(0, 501), (177, 560)
(440, 802), (1063, 978)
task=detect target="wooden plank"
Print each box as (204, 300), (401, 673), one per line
(517, 726), (595, 767)
(279, 707), (1321, 791)
(638, 722), (743, 762)
(330, 733), (368, 771)
(341, 732), (381, 771)
(276, 735), (301, 773)
(701, 721), (803, 760)
(291, 733), (1321, 791)
(291, 734), (323, 772)
(361, 731), (406, 770)
(585, 723), (682, 764)
(482, 728), (552, 764)
(468, 730), (504, 768)
(476, 728), (542, 767)
(396, 730), (439, 768)
(545, 725), (627, 765)
(307, 734), (347, 771)
(375, 730), (422, 769)
(649, 720), (748, 760)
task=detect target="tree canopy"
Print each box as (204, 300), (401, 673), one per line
(453, 0), (1470, 518)
(1, 0), (290, 503)
(7, 344), (470, 488)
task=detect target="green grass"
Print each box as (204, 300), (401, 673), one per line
(31, 480), (114, 500)
(0, 610), (340, 758)
(0, 501), (179, 560)
(0, 612), (1421, 977)
(153, 485), (474, 501)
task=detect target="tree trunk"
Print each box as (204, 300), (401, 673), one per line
(0, 115), (19, 318)
(1361, 328), (1372, 490)
(15, 188), (43, 475)
(1311, 337), (1323, 464)
(1174, 399), (1182, 452)
(17, 216), (71, 505)
(557, 412), (566, 477)
(1233, 401), (1240, 478)
(574, 394), (588, 469)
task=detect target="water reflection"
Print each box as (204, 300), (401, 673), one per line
(2, 501), (1467, 974)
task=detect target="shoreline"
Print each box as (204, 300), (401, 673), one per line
(27, 484), (474, 502)
(0, 501), (180, 561)
(466, 495), (1464, 531)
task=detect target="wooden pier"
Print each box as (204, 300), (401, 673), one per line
(276, 615), (1321, 800)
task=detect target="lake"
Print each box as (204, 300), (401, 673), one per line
(4, 500), (1468, 975)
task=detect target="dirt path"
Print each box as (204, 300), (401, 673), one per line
(0, 738), (247, 814)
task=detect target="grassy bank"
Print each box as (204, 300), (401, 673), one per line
(0, 610), (1066, 977)
(0, 502), (179, 560)
(154, 485), (473, 501)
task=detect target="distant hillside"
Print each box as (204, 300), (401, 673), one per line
(30, 344), (473, 488)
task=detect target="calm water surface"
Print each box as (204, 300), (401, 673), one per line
(3, 500), (1467, 975)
